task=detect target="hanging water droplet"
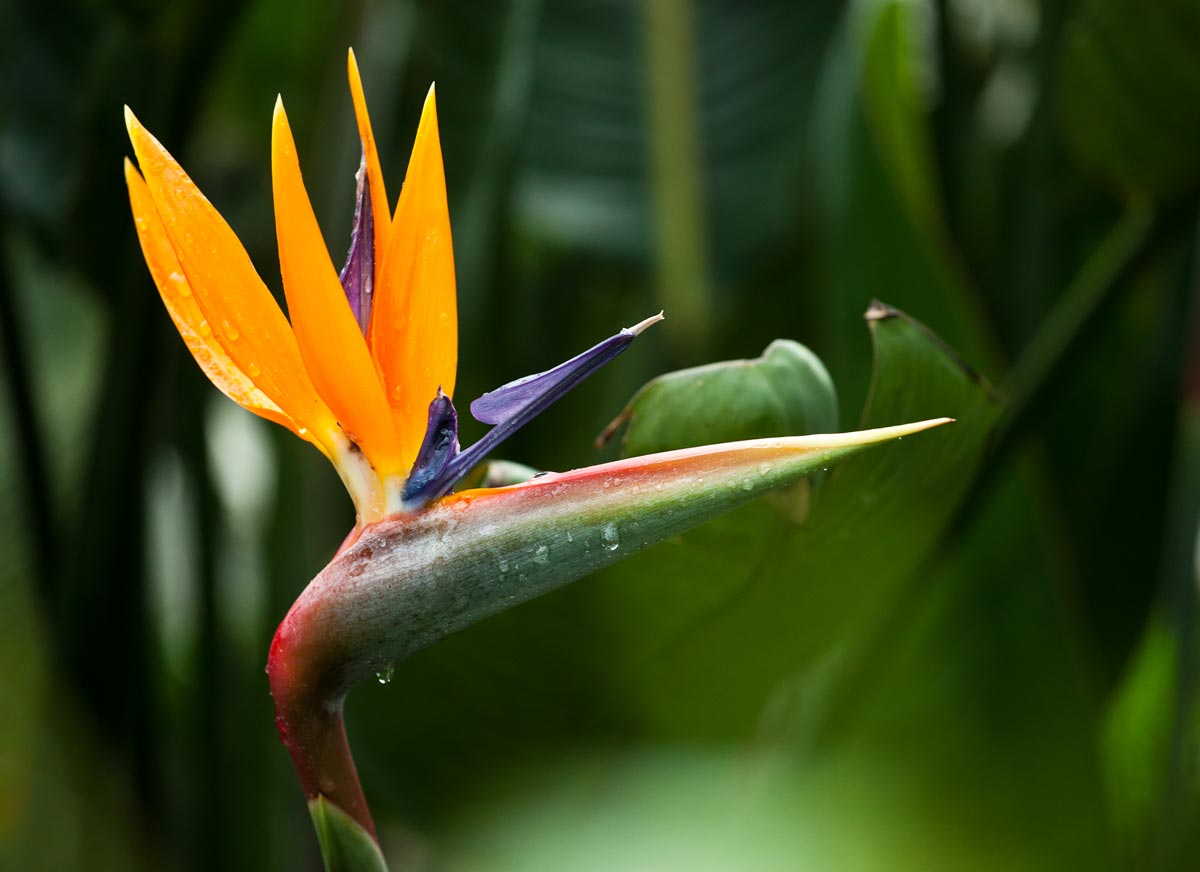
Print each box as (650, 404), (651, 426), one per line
(375, 664), (394, 685)
(601, 523), (620, 551)
(533, 545), (550, 564)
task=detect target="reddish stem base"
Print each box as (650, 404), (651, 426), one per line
(268, 623), (377, 838)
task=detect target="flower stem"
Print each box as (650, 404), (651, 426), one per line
(267, 629), (375, 838)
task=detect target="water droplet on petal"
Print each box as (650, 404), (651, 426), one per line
(498, 557), (509, 573)
(224, 323), (240, 341)
(198, 319), (212, 337)
(601, 523), (620, 551)
(246, 361), (261, 377)
(533, 545), (549, 564)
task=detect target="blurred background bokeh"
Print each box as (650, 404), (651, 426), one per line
(2, 0), (1199, 869)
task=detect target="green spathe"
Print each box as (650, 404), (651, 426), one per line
(278, 419), (950, 700)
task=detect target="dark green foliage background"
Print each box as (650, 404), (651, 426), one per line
(1, 0), (1198, 869)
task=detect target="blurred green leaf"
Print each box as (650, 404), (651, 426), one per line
(0, 231), (141, 871)
(1098, 399), (1200, 866)
(813, 0), (1000, 422)
(503, 1), (838, 272)
(594, 302), (1002, 735)
(439, 748), (1044, 872)
(1057, 0), (1200, 199)
(1102, 617), (1176, 851)
(605, 338), (838, 456)
(858, 0), (942, 243)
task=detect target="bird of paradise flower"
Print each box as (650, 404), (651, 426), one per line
(124, 49), (949, 870)
(125, 50), (660, 531)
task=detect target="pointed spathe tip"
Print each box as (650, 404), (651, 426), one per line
(123, 104), (137, 135)
(626, 311), (665, 336)
(814, 417), (953, 449)
(908, 416), (955, 432)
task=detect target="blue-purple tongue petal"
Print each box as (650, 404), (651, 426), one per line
(402, 389), (460, 503)
(403, 312), (663, 508)
(338, 152), (374, 335)
(470, 312), (664, 424)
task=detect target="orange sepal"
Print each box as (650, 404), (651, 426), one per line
(271, 98), (406, 475)
(123, 158), (332, 449)
(347, 49), (392, 294)
(370, 85), (458, 464)
(124, 107), (337, 449)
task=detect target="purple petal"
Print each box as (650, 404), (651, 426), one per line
(402, 389), (460, 504)
(471, 312), (664, 423)
(403, 313), (663, 508)
(338, 152), (374, 335)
